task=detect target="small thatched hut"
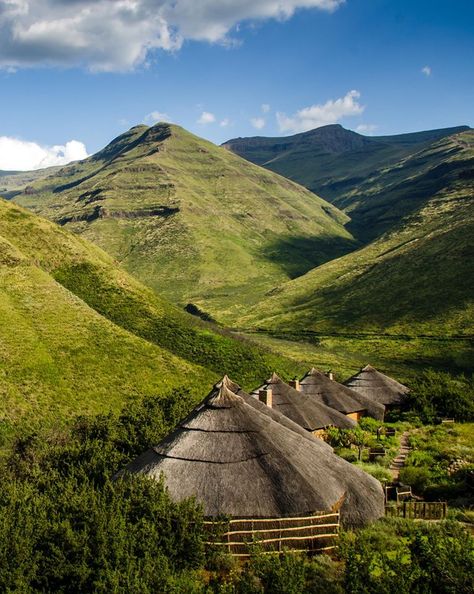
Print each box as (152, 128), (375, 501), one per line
(344, 364), (409, 410)
(217, 375), (322, 443)
(122, 382), (384, 528)
(300, 368), (385, 421)
(252, 372), (356, 435)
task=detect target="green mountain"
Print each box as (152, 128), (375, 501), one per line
(236, 130), (474, 341)
(11, 123), (355, 322)
(223, 124), (471, 242)
(0, 198), (302, 430)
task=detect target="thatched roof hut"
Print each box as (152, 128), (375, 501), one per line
(344, 364), (409, 408)
(122, 382), (384, 527)
(252, 372), (356, 432)
(217, 375), (322, 443)
(300, 368), (385, 421)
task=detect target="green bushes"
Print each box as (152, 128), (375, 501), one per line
(207, 520), (473, 594)
(407, 370), (474, 422)
(0, 389), (207, 593)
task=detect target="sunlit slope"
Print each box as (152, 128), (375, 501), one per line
(0, 200), (301, 426)
(13, 123), (355, 321)
(237, 132), (474, 336)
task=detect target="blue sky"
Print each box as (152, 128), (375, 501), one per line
(0, 0), (473, 169)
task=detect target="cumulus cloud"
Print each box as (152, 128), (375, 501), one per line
(197, 111), (216, 125)
(219, 118), (230, 127)
(144, 111), (172, 124)
(0, 1), (344, 71)
(251, 117), (266, 130)
(0, 137), (88, 171)
(356, 123), (377, 135)
(261, 103), (271, 113)
(421, 65), (432, 77)
(276, 90), (364, 133)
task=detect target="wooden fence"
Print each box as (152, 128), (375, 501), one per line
(385, 501), (447, 520)
(204, 512), (340, 557)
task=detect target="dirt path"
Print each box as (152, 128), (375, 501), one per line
(390, 431), (412, 482)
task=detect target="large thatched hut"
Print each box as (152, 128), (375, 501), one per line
(122, 381), (384, 530)
(299, 368), (385, 421)
(252, 372), (356, 435)
(344, 364), (409, 410)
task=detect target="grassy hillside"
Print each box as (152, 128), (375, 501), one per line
(0, 199), (302, 431)
(223, 124), (471, 242)
(13, 123), (355, 322)
(236, 132), (474, 345)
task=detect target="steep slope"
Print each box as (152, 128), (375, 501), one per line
(12, 123), (356, 321)
(237, 131), (474, 337)
(0, 199), (301, 429)
(223, 124), (471, 241)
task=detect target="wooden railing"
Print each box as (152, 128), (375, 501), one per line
(385, 501), (447, 520)
(204, 511), (340, 557)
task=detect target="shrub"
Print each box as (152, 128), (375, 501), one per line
(399, 465), (432, 493)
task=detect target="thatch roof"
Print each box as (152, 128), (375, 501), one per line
(344, 364), (410, 406)
(122, 383), (384, 526)
(217, 375), (322, 443)
(300, 368), (385, 421)
(252, 373), (356, 431)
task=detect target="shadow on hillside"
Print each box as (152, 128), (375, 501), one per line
(262, 234), (359, 280)
(346, 156), (473, 244)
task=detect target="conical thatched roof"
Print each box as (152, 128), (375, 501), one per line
(217, 376), (322, 443)
(252, 373), (356, 431)
(122, 383), (384, 526)
(300, 368), (385, 421)
(344, 364), (409, 406)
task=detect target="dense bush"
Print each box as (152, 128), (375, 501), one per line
(0, 389), (206, 593)
(407, 370), (474, 422)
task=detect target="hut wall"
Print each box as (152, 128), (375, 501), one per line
(346, 411), (363, 421)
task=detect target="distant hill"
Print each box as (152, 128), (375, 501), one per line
(236, 130), (474, 338)
(0, 199), (301, 429)
(11, 123), (355, 322)
(0, 167), (60, 200)
(223, 124), (471, 242)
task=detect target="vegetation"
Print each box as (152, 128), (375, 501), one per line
(0, 199), (302, 430)
(406, 370), (474, 422)
(400, 423), (474, 506)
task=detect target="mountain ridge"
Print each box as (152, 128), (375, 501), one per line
(12, 122), (356, 322)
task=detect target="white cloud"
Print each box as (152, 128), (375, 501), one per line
(0, 137), (88, 171)
(144, 111), (172, 124)
(219, 118), (230, 127)
(356, 124), (377, 135)
(0, 1), (344, 71)
(250, 117), (266, 130)
(421, 65), (432, 77)
(197, 111), (216, 125)
(276, 90), (364, 134)
(261, 103), (271, 113)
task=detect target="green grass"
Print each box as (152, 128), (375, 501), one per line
(13, 123), (355, 321)
(401, 423), (474, 505)
(0, 199), (303, 430)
